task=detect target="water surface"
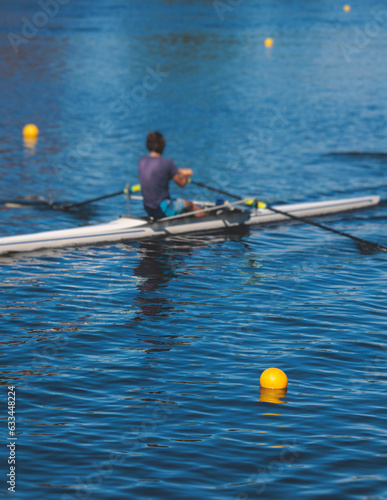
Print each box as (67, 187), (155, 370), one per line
(0, 1), (386, 499)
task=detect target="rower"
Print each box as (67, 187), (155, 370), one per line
(138, 131), (205, 218)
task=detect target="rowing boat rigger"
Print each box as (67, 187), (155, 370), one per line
(0, 195), (380, 255)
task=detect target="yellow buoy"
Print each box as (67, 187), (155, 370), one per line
(264, 38), (274, 48)
(260, 367), (288, 389)
(23, 123), (39, 139)
(343, 5), (351, 12)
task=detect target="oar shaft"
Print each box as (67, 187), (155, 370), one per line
(58, 183), (141, 210)
(190, 180), (386, 252)
(190, 180), (239, 200)
(60, 190), (124, 210)
(266, 205), (386, 251)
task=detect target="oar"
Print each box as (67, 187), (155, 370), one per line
(1, 192), (125, 211)
(1, 195), (58, 209)
(189, 180), (387, 252)
(1, 185), (142, 211)
(51, 184), (142, 211)
(56, 190), (125, 210)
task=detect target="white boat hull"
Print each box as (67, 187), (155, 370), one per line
(0, 196), (380, 255)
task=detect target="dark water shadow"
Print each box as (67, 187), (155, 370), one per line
(132, 230), (253, 321)
(322, 151), (387, 161)
(132, 239), (191, 320)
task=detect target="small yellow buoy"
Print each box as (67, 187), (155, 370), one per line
(23, 123), (39, 139)
(260, 367), (288, 389)
(264, 38), (274, 48)
(343, 5), (351, 12)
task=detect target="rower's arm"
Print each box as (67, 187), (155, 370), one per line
(173, 168), (193, 188)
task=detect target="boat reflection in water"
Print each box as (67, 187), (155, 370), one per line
(133, 239), (187, 319)
(259, 387), (287, 404)
(131, 238), (201, 354)
(133, 232), (250, 320)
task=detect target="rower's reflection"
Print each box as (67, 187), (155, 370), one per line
(133, 233), (250, 320)
(133, 240), (189, 319)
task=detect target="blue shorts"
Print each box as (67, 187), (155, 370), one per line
(159, 198), (186, 217)
(145, 198), (186, 218)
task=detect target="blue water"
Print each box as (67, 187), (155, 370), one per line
(1, 1), (387, 499)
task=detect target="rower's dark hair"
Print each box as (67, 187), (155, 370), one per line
(146, 131), (165, 154)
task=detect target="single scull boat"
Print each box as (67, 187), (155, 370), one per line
(0, 195), (380, 255)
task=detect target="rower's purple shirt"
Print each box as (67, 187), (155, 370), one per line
(138, 155), (178, 210)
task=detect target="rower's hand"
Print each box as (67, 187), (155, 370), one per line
(178, 168), (193, 178)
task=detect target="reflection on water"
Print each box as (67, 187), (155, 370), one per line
(1, 0), (387, 499)
(23, 137), (38, 155)
(133, 234), (251, 320)
(133, 240), (190, 319)
(259, 387), (287, 405)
